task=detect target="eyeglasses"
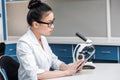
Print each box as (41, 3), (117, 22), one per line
(37, 19), (55, 28)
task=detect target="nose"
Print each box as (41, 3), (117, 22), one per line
(50, 24), (54, 29)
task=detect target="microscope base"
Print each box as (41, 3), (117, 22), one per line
(83, 61), (96, 69)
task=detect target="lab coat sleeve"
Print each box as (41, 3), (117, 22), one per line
(50, 52), (64, 70)
(42, 36), (64, 70)
(17, 41), (45, 80)
(47, 44), (64, 70)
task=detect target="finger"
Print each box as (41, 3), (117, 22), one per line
(76, 63), (84, 73)
(70, 63), (78, 70)
(72, 59), (85, 71)
(76, 68), (82, 73)
(76, 64), (84, 73)
(76, 60), (85, 70)
(77, 60), (84, 67)
(77, 63), (84, 71)
(75, 59), (84, 65)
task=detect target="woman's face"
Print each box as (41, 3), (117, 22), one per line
(33, 11), (55, 36)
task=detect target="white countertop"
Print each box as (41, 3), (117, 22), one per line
(48, 63), (120, 80)
(3, 36), (120, 46)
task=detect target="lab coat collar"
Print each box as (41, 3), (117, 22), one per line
(27, 29), (41, 45)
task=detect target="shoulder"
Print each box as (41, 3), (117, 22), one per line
(18, 32), (30, 43)
(18, 29), (33, 43)
(17, 30), (33, 48)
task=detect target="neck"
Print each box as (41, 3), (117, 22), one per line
(31, 28), (41, 41)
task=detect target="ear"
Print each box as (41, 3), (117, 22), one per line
(32, 21), (39, 28)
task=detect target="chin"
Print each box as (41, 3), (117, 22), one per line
(48, 32), (52, 35)
(44, 33), (51, 36)
(47, 33), (51, 36)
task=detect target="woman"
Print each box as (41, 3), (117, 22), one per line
(17, 0), (84, 80)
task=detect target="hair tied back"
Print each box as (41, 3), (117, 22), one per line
(28, 0), (42, 9)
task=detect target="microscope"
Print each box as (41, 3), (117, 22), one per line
(72, 32), (96, 69)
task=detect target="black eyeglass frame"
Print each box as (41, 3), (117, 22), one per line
(37, 19), (55, 28)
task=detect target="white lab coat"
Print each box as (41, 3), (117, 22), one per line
(17, 29), (63, 80)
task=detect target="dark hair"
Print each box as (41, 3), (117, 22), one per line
(27, 0), (52, 26)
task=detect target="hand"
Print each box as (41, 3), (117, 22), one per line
(76, 59), (85, 73)
(65, 59), (85, 76)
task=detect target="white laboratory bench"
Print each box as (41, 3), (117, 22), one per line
(48, 63), (120, 80)
(4, 36), (120, 45)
